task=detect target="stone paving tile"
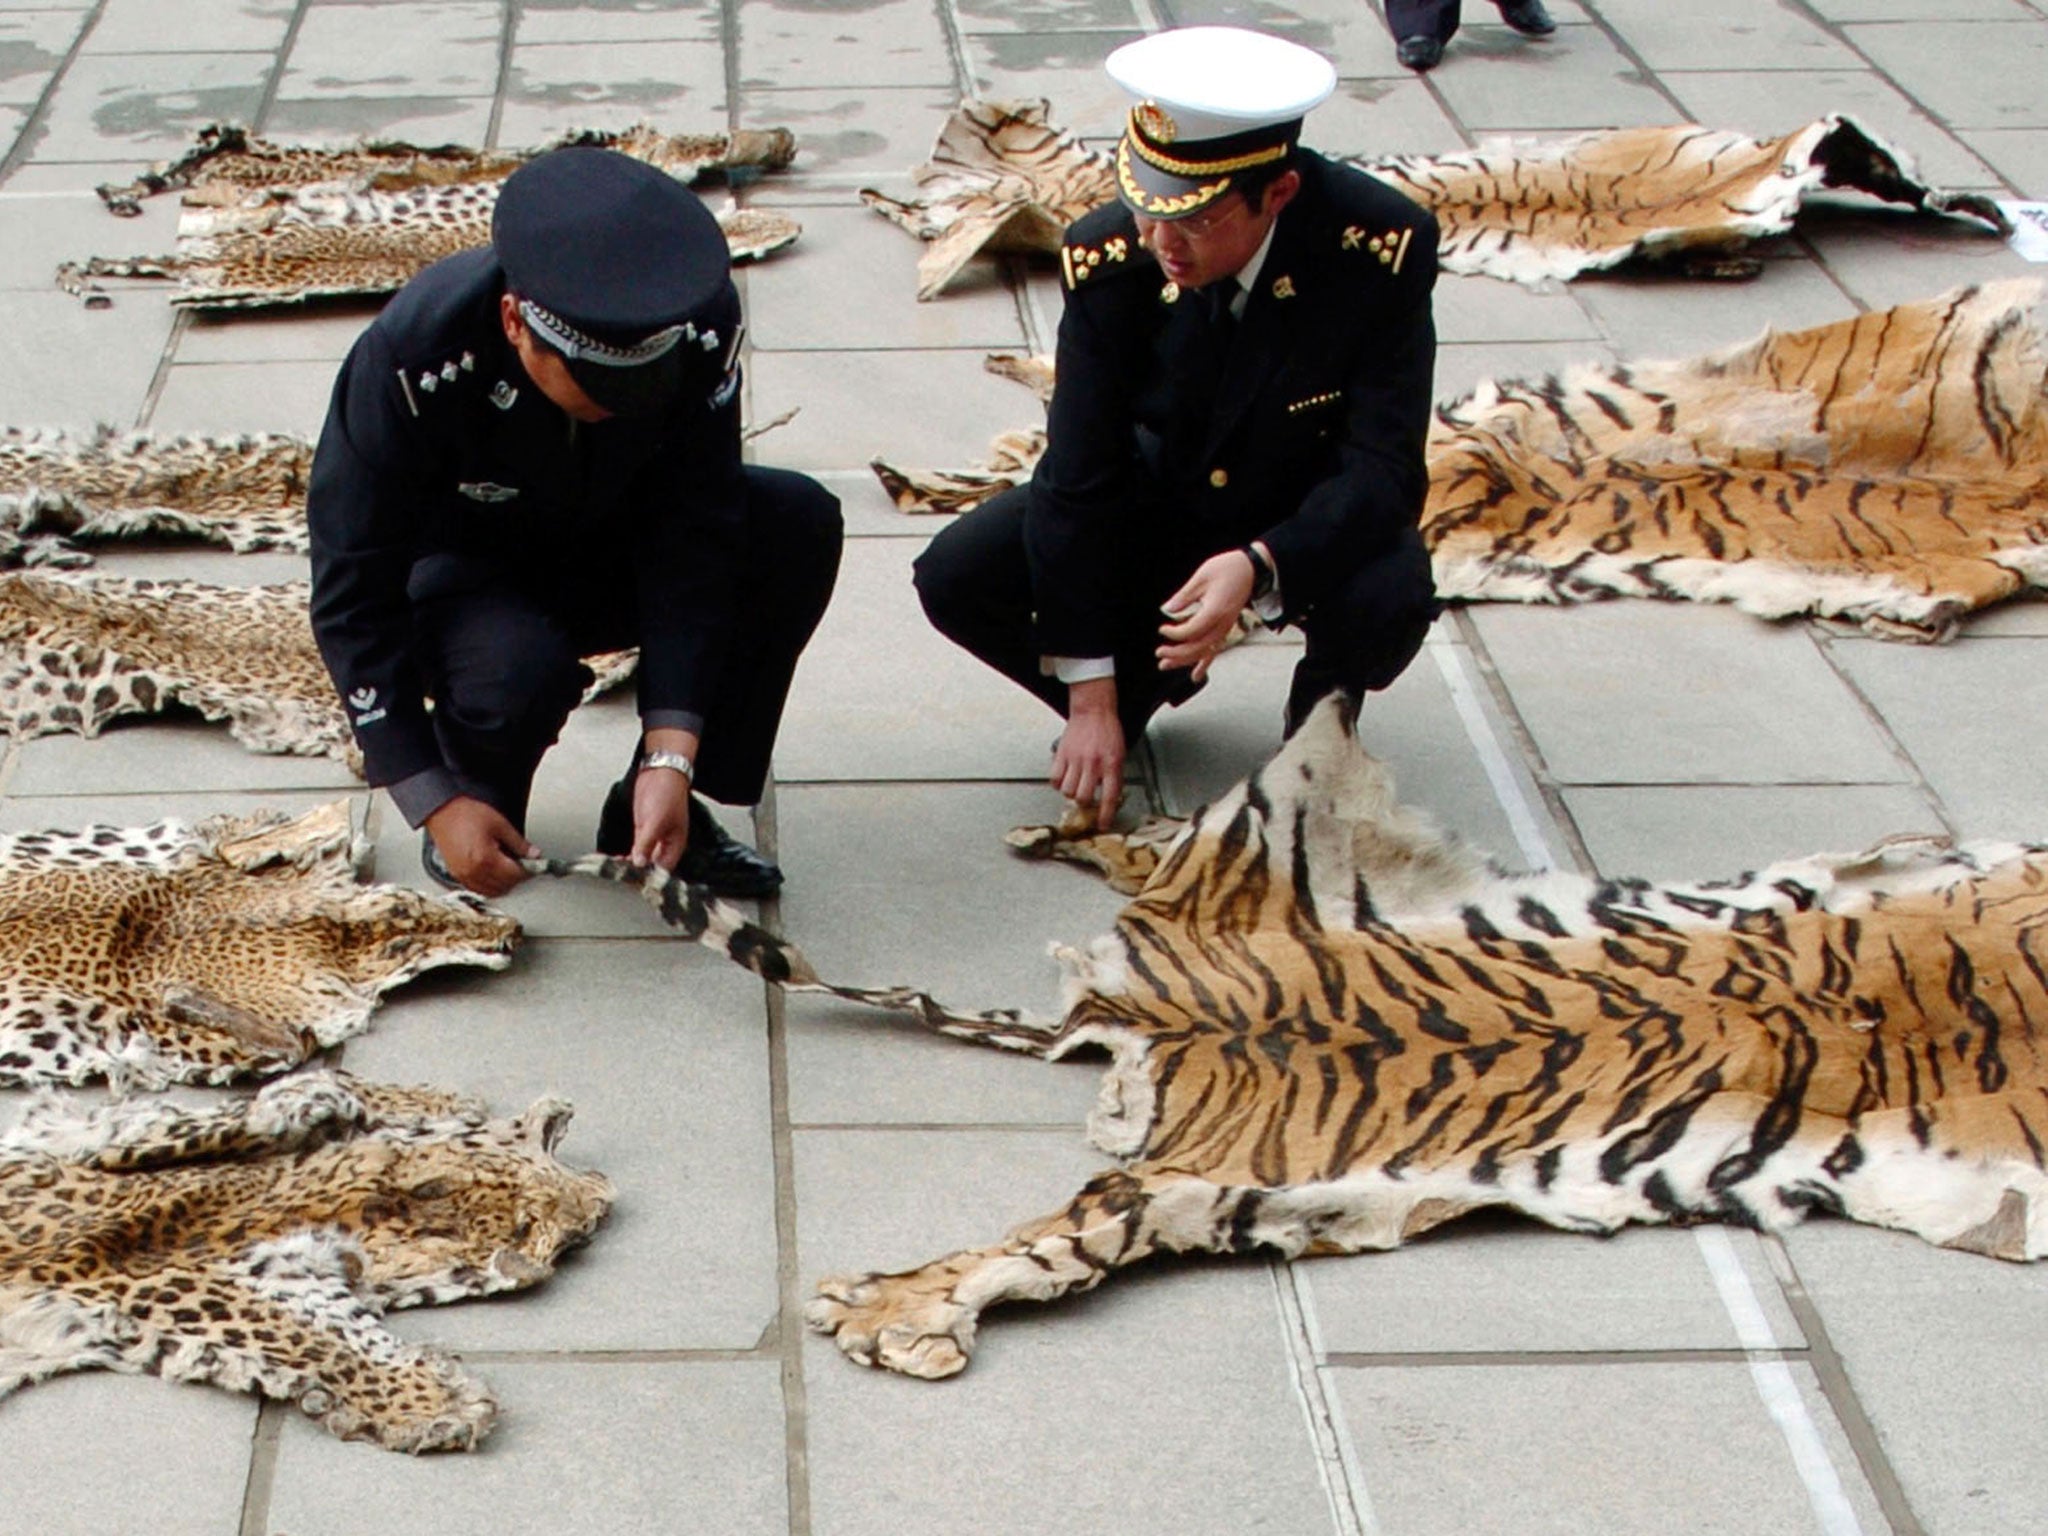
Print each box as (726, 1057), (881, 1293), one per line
(0, 1370), (258, 1536)
(517, 0), (721, 46)
(1565, 781), (1946, 880)
(958, 0), (1142, 32)
(1958, 593), (2048, 636)
(0, 10), (83, 105)
(1591, 0), (1864, 72)
(175, 301), (376, 363)
(773, 534), (1055, 782)
(798, 1127), (1337, 1536)
(25, 49), (270, 161)
(1963, 125), (2048, 192)
(265, 92), (495, 144)
(267, 1360), (788, 1535)
(814, 465), (968, 539)
(1434, 337), (1616, 403)
(151, 357), (346, 435)
(1806, 0), (2033, 15)
(1782, 1221), (2048, 1534)
(1150, 0), (1411, 75)
(0, 787), (356, 838)
(736, 0), (953, 91)
(1467, 603), (1910, 785)
(776, 778), (1128, 1020)
(963, 30), (1146, 140)
(0, 180), (182, 290)
(742, 203), (1028, 351)
(505, 38), (727, 122)
(1303, 1220), (1802, 1353)
(1318, 75), (1469, 158)
(1661, 66), (2005, 189)
(7, 720), (361, 795)
(736, 83), (962, 189)
(1825, 634), (2048, 840)
(747, 343), (1049, 472)
(0, 289), (175, 425)
(1421, 25), (1678, 132)
(277, 0), (501, 99)
(82, 0), (294, 56)
(1333, 1357), (1886, 1535)
(1433, 266), (1604, 344)
(347, 937), (781, 1351)
(1845, 19), (2048, 129)
(1569, 255), (1857, 361)
(1798, 202), (2040, 310)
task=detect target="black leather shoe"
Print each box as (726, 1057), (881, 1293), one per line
(595, 778), (784, 899)
(1396, 34), (1444, 70)
(1496, 0), (1557, 35)
(420, 830), (463, 892)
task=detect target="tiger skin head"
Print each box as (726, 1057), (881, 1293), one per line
(809, 695), (2048, 1378)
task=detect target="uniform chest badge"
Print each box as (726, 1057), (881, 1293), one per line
(457, 482), (521, 504)
(489, 380), (518, 410)
(1272, 275), (1296, 300)
(1161, 281), (1182, 304)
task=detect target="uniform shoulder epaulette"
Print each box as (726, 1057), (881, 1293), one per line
(1338, 218), (1421, 276)
(391, 345), (486, 418)
(1059, 203), (1149, 293)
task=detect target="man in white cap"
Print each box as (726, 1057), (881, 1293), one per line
(1389, 0), (1556, 73)
(915, 26), (1440, 829)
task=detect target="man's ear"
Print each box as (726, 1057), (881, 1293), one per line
(498, 291), (525, 346)
(1261, 168), (1303, 220)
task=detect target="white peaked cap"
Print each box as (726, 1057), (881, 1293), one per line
(1105, 27), (1337, 144)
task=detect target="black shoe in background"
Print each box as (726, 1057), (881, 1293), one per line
(1396, 34), (1444, 70)
(1496, 0), (1557, 35)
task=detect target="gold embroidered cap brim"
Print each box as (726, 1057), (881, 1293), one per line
(1114, 135), (1234, 220)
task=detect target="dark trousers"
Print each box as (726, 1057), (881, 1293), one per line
(912, 484), (1437, 742)
(409, 464), (842, 828)
(1387, 0), (1510, 42)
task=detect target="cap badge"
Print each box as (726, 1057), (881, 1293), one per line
(1161, 281), (1182, 304)
(1272, 275), (1296, 300)
(490, 380), (519, 410)
(1133, 100), (1178, 144)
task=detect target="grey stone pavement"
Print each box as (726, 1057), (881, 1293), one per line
(1, 0), (2046, 1531)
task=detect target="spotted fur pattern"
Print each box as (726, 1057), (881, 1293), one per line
(804, 695), (2048, 1378)
(65, 125), (802, 309)
(0, 802), (519, 1087)
(0, 1071), (612, 1451)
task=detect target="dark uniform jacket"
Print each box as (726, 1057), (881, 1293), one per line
(1027, 150), (1439, 658)
(308, 248), (745, 790)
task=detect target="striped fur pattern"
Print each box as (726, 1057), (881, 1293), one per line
(0, 1071), (612, 1451)
(1359, 116), (2008, 285)
(62, 124), (801, 309)
(0, 802), (519, 1087)
(806, 695), (2048, 1378)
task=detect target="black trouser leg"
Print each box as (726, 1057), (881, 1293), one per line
(679, 465), (844, 806)
(913, 485), (1191, 743)
(411, 584), (589, 829)
(1285, 525), (1440, 736)
(1386, 0), (1460, 41)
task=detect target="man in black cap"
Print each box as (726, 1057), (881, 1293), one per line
(913, 27), (1441, 830)
(309, 146), (841, 898)
(1388, 0), (1556, 72)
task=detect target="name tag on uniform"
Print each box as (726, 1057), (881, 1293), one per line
(457, 482), (521, 503)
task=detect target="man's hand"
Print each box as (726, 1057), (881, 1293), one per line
(424, 796), (536, 897)
(1054, 675), (1124, 829)
(629, 724), (701, 872)
(1156, 548), (1256, 682)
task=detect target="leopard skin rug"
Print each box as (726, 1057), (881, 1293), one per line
(875, 280), (2048, 640)
(866, 103), (2008, 297)
(0, 1070), (611, 1450)
(60, 122), (803, 310)
(0, 800), (519, 1088)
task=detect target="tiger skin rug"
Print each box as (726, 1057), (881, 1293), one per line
(875, 280), (2048, 640)
(0, 801), (519, 1088)
(60, 122), (803, 310)
(0, 1070), (612, 1450)
(865, 102), (2007, 297)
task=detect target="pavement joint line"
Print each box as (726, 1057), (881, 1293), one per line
(250, 0), (314, 136)
(1323, 1346), (1806, 1369)
(1807, 624), (1962, 842)
(485, 0), (515, 149)
(0, 0), (107, 186)
(1438, 610), (1879, 1533)
(457, 1347), (776, 1365)
(135, 308), (195, 431)
(1567, 2), (1697, 124)
(236, 1398), (286, 1536)
(932, 0), (975, 99)
(1270, 1258), (1378, 1536)
(791, 1120), (1087, 1134)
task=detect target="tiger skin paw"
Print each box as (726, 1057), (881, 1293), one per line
(805, 1274), (978, 1379)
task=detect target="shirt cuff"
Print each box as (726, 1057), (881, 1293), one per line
(1042, 655), (1115, 685)
(641, 709), (705, 737)
(386, 766), (463, 829)
(1251, 580), (1285, 624)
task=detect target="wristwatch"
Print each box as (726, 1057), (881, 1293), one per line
(1241, 543), (1276, 602)
(640, 749), (695, 780)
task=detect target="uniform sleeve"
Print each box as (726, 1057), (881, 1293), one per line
(307, 328), (450, 793)
(1259, 208), (1439, 620)
(1023, 272), (1145, 659)
(629, 365), (745, 726)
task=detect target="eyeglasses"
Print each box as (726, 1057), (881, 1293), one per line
(1136, 193), (1251, 242)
